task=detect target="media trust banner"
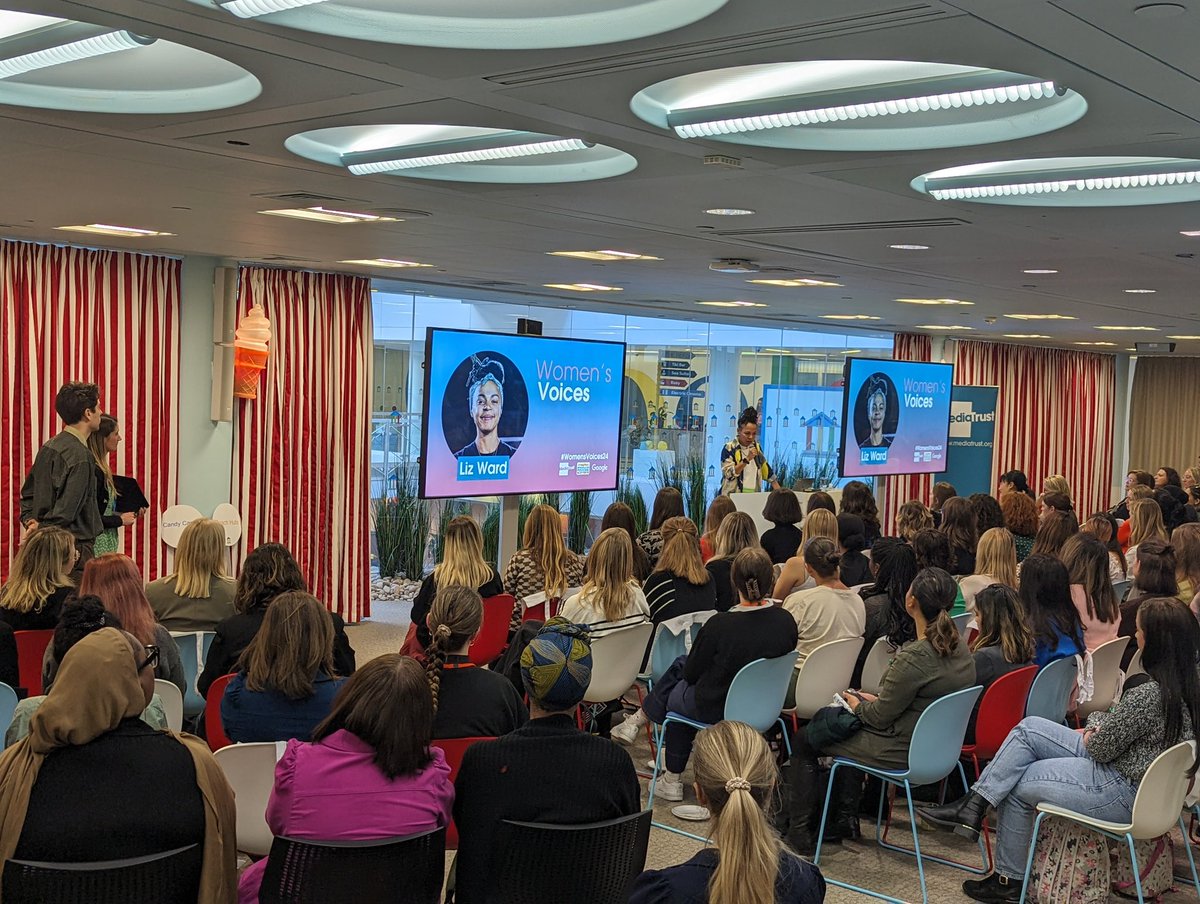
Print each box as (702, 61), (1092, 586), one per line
(941, 385), (999, 497)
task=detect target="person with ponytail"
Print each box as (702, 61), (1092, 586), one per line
(719, 406), (780, 496)
(629, 721), (826, 904)
(998, 469), (1035, 501)
(423, 586), (527, 740)
(1117, 538), (1179, 669)
(785, 567), (974, 855)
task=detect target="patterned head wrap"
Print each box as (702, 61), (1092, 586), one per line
(520, 617), (592, 710)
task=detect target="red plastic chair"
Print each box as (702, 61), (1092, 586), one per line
(468, 595), (514, 666)
(962, 665), (1039, 777)
(205, 673), (237, 751)
(14, 630), (54, 696)
(431, 736), (495, 848)
(520, 596), (563, 624)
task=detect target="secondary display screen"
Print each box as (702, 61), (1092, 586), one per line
(838, 357), (954, 478)
(419, 328), (625, 498)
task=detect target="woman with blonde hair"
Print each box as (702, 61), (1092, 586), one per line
(700, 495), (736, 563)
(1061, 533), (1120, 651)
(145, 518), (236, 631)
(503, 503), (585, 630)
(706, 511), (762, 611)
(599, 502), (651, 581)
(959, 527), (1018, 612)
(1173, 522), (1200, 607)
(1042, 474), (1072, 501)
(896, 500), (934, 543)
(629, 720), (825, 904)
(643, 516), (716, 624)
(0, 526), (76, 630)
(412, 515), (503, 648)
(772, 508), (839, 601)
(1125, 497), (1168, 570)
(560, 528), (649, 630)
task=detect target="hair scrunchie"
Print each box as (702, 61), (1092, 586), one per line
(724, 776), (752, 793)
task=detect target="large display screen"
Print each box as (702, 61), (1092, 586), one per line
(419, 328), (625, 498)
(838, 357), (954, 478)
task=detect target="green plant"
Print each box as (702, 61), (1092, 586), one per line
(772, 454), (797, 490)
(651, 456), (684, 494)
(481, 502), (500, 568)
(567, 490), (594, 553)
(683, 454), (709, 533)
(383, 470), (430, 580)
(372, 495), (404, 578)
(794, 452), (841, 490)
(615, 479), (648, 535)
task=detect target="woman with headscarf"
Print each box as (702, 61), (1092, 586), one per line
(455, 355), (517, 458)
(0, 627), (236, 900)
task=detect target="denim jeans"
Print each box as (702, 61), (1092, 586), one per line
(642, 655), (715, 774)
(974, 716), (1137, 879)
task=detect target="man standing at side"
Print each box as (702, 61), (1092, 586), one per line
(20, 382), (104, 577)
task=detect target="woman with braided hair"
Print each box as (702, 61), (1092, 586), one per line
(455, 355), (518, 458)
(423, 586), (526, 739)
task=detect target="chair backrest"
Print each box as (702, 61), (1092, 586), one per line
(214, 741), (283, 857)
(2, 843), (202, 904)
(723, 652), (799, 732)
(859, 636), (893, 695)
(1113, 579), (1132, 602)
(204, 673), (236, 751)
(170, 631), (216, 717)
(584, 620), (655, 703)
(969, 666), (1038, 760)
(0, 682), (18, 737)
(259, 828), (446, 904)
(1076, 635), (1131, 719)
(951, 612), (973, 641)
(431, 736), (494, 849)
(1025, 656), (1079, 723)
(1128, 741), (1197, 838)
(14, 630), (54, 696)
(1125, 648), (1145, 679)
(646, 612), (714, 683)
(906, 686), (984, 785)
(154, 679), (184, 733)
(489, 811), (651, 904)
(469, 594), (515, 666)
(791, 637), (865, 720)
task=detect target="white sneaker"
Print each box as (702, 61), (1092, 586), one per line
(611, 711), (646, 745)
(652, 772), (684, 802)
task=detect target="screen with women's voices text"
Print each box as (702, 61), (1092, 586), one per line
(419, 328), (626, 498)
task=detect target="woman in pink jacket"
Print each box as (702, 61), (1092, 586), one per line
(239, 654), (455, 903)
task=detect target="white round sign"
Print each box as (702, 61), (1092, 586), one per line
(159, 504), (204, 548)
(212, 503), (243, 547)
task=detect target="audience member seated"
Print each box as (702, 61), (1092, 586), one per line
(1124, 497), (1167, 570)
(80, 554), (186, 693)
(785, 567), (974, 855)
(628, 721), (826, 904)
(1173, 522), (1200, 605)
(895, 500), (933, 544)
(1118, 483), (1155, 549)
(0, 526), (75, 631)
(412, 516), (503, 649)
(7, 596), (169, 747)
(599, 501), (652, 582)
(424, 587), (527, 739)
(853, 538), (917, 687)
(1039, 491), (1074, 525)
(998, 469), (1036, 501)
(1000, 491), (1039, 563)
(1042, 474), (1072, 501)
(911, 528), (967, 614)
(772, 509), (838, 601)
(1061, 534), (1120, 652)
(966, 584), (1035, 743)
(836, 514), (872, 587)
(1081, 512), (1127, 584)
(503, 503), (586, 630)
(1114, 470), (1155, 525)
(237, 655), (454, 904)
(1117, 538), (1179, 669)
(760, 488), (803, 565)
(803, 490), (837, 521)
(959, 528), (1018, 614)
(1017, 554), (1085, 668)
(699, 495), (735, 563)
(452, 619), (639, 904)
(560, 528), (650, 632)
(638, 487), (685, 567)
(970, 493), (1007, 535)
(919, 597), (1199, 904)
(931, 481), (957, 529)
(1028, 510), (1078, 561)
(0, 628), (236, 900)
(705, 512), (762, 612)
(940, 497), (979, 576)
(642, 517), (717, 624)
(221, 592), (346, 743)
(145, 518), (236, 631)
(839, 480), (881, 548)
(627, 549), (797, 803)
(198, 543), (355, 697)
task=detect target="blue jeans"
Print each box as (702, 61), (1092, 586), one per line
(974, 717), (1137, 879)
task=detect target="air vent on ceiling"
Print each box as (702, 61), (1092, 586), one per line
(259, 254), (312, 262)
(252, 190), (370, 205)
(716, 217), (969, 237)
(486, 5), (948, 86)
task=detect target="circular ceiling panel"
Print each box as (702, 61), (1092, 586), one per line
(0, 10), (260, 113)
(286, 124), (637, 184)
(632, 60), (1087, 151)
(186, 0), (726, 49)
(912, 156), (1200, 206)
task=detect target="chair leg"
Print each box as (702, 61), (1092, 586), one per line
(775, 718), (792, 758)
(1018, 811), (1048, 904)
(876, 766), (988, 875)
(901, 781), (929, 904)
(647, 717), (711, 844)
(1177, 815), (1200, 894)
(812, 760), (841, 867)
(1124, 833), (1146, 904)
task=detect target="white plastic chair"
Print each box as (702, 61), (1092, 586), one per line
(1125, 648), (1145, 679)
(154, 679), (184, 732)
(788, 637), (865, 721)
(584, 620), (655, 706)
(859, 637), (894, 695)
(1017, 741), (1200, 904)
(214, 741), (286, 856)
(1076, 636), (1130, 720)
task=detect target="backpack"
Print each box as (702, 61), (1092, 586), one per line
(1030, 816), (1110, 904)
(1111, 834), (1175, 901)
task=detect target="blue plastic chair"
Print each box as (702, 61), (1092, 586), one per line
(814, 685), (985, 904)
(647, 651), (798, 841)
(636, 615), (713, 757)
(172, 631), (216, 717)
(1024, 655), (1077, 723)
(0, 682), (18, 740)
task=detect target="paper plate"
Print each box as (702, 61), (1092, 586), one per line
(671, 805), (711, 822)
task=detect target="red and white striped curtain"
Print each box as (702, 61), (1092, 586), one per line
(879, 333), (934, 534)
(231, 266), (373, 623)
(1, 239), (180, 581)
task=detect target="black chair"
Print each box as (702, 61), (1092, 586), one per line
(487, 811), (652, 904)
(258, 826), (445, 904)
(3, 843), (202, 903)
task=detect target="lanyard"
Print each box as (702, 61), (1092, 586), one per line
(442, 662), (477, 670)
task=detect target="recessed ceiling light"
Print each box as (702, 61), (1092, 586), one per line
(916, 324), (974, 330)
(889, 244), (930, 250)
(1003, 333), (1051, 339)
(1181, 230), (1200, 237)
(749, 278), (842, 287)
(1023, 268), (1059, 274)
(339, 258), (432, 268)
(1094, 325), (1160, 331)
(55, 224), (174, 237)
(841, 349), (862, 355)
(1074, 341), (1118, 347)
(260, 207), (400, 224)
(895, 298), (974, 306)
(1004, 313), (1077, 321)
(698, 300), (767, 307)
(543, 283), (622, 292)
(547, 250), (661, 261)
(821, 314), (880, 321)
(1123, 288), (1157, 294)
(704, 208), (755, 216)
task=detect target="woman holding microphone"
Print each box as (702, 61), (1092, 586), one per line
(720, 407), (780, 496)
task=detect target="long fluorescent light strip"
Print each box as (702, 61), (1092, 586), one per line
(930, 170), (1200, 200)
(347, 138), (592, 175)
(219, 0), (328, 18)
(672, 81), (1056, 138)
(56, 224), (172, 237)
(0, 30), (153, 80)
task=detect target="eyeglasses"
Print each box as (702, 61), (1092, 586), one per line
(137, 645), (159, 672)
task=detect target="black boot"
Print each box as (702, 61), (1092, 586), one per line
(785, 759), (820, 857)
(916, 791), (988, 842)
(827, 769), (863, 842)
(962, 873), (1021, 903)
